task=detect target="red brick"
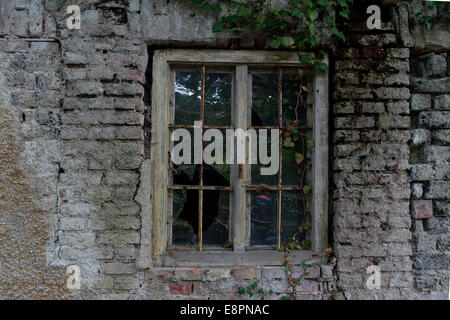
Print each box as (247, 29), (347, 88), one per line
(169, 283), (193, 295)
(411, 200), (433, 219)
(292, 265), (321, 279)
(174, 269), (204, 281)
(297, 280), (320, 292)
(144, 269), (174, 281)
(362, 47), (385, 60)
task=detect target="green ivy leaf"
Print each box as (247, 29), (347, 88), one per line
(303, 0), (314, 8)
(303, 185), (312, 194)
(283, 136), (295, 148)
(316, 62), (328, 71)
(270, 37), (282, 49)
(299, 52), (315, 64)
(281, 36), (295, 47)
(301, 239), (312, 249)
(212, 22), (224, 32)
(331, 27), (345, 41)
(339, 9), (350, 20)
(317, 0), (331, 7)
(307, 9), (319, 22)
(279, 9), (290, 17)
(291, 7), (302, 17)
(237, 6), (251, 16)
(202, 4), (221, 16)
(325, 15), (335, 24)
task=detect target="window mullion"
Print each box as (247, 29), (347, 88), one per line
(233, 65), (248, 253)
(311, 56), (329, 254)
(199, 66), (206, 251)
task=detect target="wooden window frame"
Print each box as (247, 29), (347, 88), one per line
(150, 49), (329, 267)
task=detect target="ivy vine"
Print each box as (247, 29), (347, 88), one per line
(407, 1), (450, 30)
(190, 0), (354, 69)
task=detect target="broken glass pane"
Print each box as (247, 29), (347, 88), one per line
(172, 189), (196, 245)
(171, 164), (230, 247)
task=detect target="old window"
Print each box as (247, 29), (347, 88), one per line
(150, 50), (328, 266)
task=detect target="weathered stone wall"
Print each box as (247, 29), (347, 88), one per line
(0, 0), (448, 300)
(410, 47), (449, 298)
(0, 1), (70, 299)
(333, 2), (413, 299)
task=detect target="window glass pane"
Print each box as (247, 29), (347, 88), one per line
(203, 191), (230, 246)
(251, 73), (278, 126)
(204, 73), (232, 126)
(282, 135), (306, 186)
(280, 191), (306, 246)
(174, 71), (201, 124)
(172, 189), (196, 245)
(172, 164), (230, 247)
(250, 191), (277, 246)
(172, 164), (198, 186)
(282, 72), (307, 127)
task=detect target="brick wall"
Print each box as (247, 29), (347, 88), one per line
(0, 1), (70, 298)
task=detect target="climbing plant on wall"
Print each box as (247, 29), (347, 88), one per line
(190, 0), (354, 70)
(407, 0), (450, 30)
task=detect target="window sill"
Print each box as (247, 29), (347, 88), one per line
(162, 249), (325, 267)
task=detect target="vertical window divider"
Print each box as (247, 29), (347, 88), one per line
(311, 56), (329, 254)
(199, 66), (206, 251)
(233, 65), (248, 253)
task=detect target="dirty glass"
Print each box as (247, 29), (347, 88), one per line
(280, 191), (305, 245)
(174, 71), (201, 124)
(172, 190), (196, 245)
(251, 73), (278, 126)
